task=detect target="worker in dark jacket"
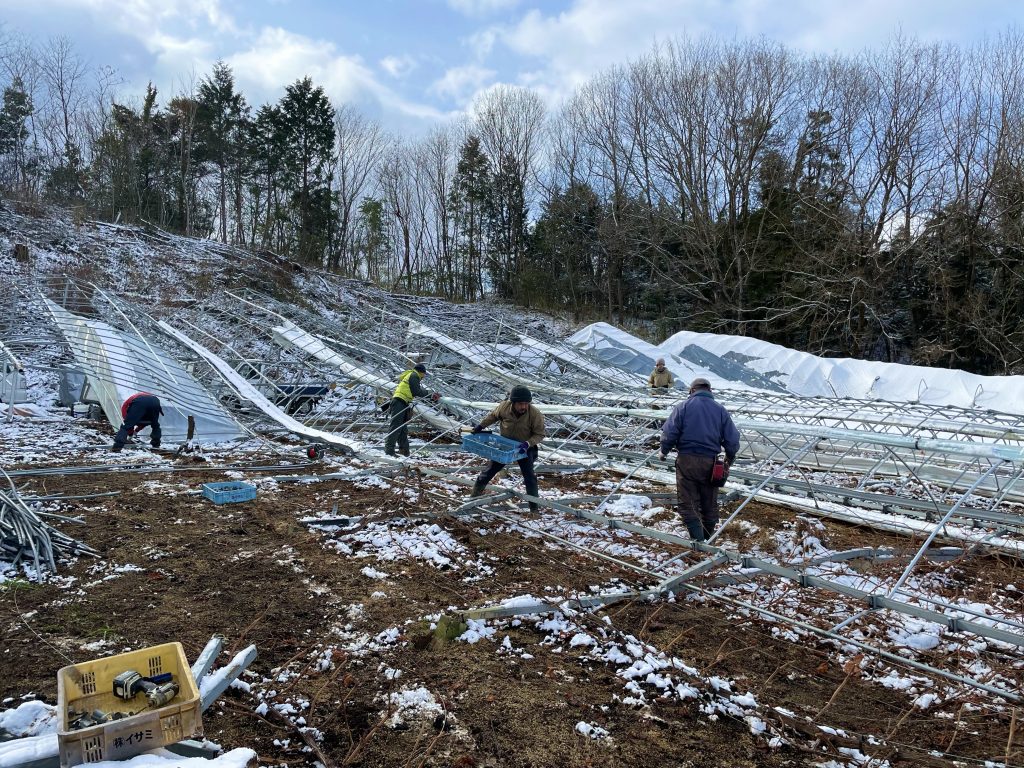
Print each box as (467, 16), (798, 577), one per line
(112, 392), (163, 452)
(385, 363), (439, 457)
(660, 378), (740, 541)
(469, 385), (546, 511)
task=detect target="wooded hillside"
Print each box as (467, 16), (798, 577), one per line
(2, 30), (1024, 373)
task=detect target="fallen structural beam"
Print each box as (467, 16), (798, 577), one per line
(158, 321), (360, 454)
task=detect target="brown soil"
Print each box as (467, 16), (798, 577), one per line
(1, 459), (1020, 767)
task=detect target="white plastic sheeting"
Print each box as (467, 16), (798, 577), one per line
(0, 341), (26, 403)
(569, 322), (721, 391)
(158, 322), (361, 454)
(660, 329), (1024, 414)
(44, 299), (244, 442)
(517, 333), (647, 389)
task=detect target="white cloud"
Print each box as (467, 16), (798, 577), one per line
(226, 27), (450, 128)
(27, 0), (240, 101)
(228, 27), (378, 105)
(484, 0), (709, 104)
(47, 0), (239, 36)
(429, 64), (496, 101)
(447, 0), (521, 17)
(475, 0), (1024, 110)
(380, 54), (418, 79)
(465, 27), (499, 59)
(16, 0), (1023, 137)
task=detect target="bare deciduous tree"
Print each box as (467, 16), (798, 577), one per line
(331, 104), (386, 273)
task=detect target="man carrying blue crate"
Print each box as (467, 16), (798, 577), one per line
(385, 363), (440, 457)
(469, 385), (546, 511)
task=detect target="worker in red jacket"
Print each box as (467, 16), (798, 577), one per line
(112, 393), (164, 452)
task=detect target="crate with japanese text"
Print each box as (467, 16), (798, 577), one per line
(57, 641), (202, 767)
(461, 432), (528, 463)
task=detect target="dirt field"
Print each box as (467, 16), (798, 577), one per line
(1, 453), (1021, 767)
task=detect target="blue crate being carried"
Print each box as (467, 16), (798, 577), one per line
(461, 432), (528, 463)
(202, 481), (257, 504)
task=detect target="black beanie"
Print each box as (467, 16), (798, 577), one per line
(509, 385), (532, 403)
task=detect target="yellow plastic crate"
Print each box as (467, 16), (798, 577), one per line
(57, 642), (203, 767)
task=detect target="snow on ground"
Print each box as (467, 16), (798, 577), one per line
(0, 701), (254, 768)
(2, 207), (1022, 767)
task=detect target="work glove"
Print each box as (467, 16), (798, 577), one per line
(431, 392), (440, 403)
(471, 424), (485, 434)
(518, 441), (530, 453)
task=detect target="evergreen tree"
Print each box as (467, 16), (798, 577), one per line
(0, 77), (34, 193)
(277, 77), (336, 264)
(449, 135), (491, 300)
(90, 84), (179, 226)
(528, 181), (602, 317)
(250, 104), (290, 251)
(485, 151), (528, 301)
(353, 197), (389, 283)
(197, 62), (249, 243)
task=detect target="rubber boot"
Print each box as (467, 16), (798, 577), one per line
(702, 521), (717, 541)
(525, 478), (540, 513)
(685, 519), (705, 542)
(469, 478), (488, 498)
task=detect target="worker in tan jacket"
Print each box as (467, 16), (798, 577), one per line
(469, 385), (546, 511)
(649, 358), (674, 388)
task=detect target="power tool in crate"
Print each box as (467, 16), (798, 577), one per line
(112, 670), (179, 708)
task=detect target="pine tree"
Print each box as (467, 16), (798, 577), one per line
(197, 62), (249, 242)
(0, 77), (34, 193)
(449, 135), (491, 300)
(485, 151), (528, 301)
(277, 77), (336, 264)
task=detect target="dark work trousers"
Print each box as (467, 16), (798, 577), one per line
(114, 395), (163, 449)
(474, 445), (539, 506)
(675, 453), (718, 541)
(385, 398), (413, 456)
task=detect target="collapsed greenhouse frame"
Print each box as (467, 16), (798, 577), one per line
(2, 275), (1024, 707)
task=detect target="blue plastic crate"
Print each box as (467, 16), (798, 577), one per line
(202, 481), (257, 504)
(461, 432), (527, 463)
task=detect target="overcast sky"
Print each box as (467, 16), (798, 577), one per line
(2, 0), (1023, 133)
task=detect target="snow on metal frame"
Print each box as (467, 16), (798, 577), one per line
(198, 290), (1024, 539)
(407, 320), (680, 406)
(157, 321), (361, 454)
(269, 319), (464, 433)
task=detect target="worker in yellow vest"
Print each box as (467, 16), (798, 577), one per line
(385, 363), (440, 456)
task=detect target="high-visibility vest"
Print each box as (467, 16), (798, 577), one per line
(392, 370), (419, 403)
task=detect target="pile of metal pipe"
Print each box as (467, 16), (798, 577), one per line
(0, 476), (97, 577)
